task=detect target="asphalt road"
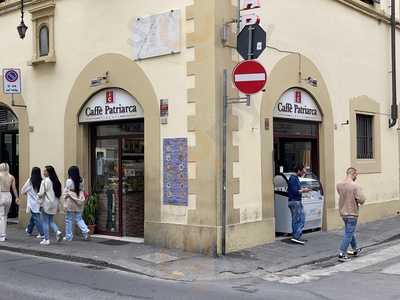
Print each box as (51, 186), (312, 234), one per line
(0, 247), (399, 300)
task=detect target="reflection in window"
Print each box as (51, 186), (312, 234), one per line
(39, 25), (49, 56)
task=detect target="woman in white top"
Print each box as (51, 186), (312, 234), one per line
(38, 165), (63, 245)
(0, 163), (19, 242)
(21, 167), (44, 238)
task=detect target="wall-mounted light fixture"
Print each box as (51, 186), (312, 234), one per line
(17, 0), (28, 39)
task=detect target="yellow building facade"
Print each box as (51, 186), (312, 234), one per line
(0, 0), (400, 255)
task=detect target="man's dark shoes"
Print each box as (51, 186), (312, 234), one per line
(290, 238), (305, 245)
(347, 248), (362, 257)
(338, 253), (351, 262)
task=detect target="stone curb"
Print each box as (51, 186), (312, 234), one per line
(0, 243), (191, 282)
(1, 224), (398, 282)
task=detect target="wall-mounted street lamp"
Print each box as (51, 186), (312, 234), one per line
(17, 0), (27, 39)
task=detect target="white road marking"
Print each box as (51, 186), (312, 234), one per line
(260, 243), (400, 284)
(234, 73), (265, 82)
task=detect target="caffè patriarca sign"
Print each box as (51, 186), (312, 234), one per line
(79, 88), (144, 123)
(273, 88), (322, 122)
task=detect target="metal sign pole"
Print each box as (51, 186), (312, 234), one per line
(221, 69), (228, 256)
(247, 25), (254, 59)
(237, 0), (241, 34)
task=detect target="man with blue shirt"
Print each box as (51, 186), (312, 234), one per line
(287, 165), (311, 245)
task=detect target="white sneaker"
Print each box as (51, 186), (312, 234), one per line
(56, 231), (63, 242)
(0, 237), (5, 242)
(36, 234), (44, 239)
(290, 238), (305, 245)
(40, 239), (50, 245)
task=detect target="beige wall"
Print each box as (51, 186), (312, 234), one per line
(0, 0), (197, 225)
(226, 0), (400, 251)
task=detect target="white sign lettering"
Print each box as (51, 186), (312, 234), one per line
(273, 89), (322, 122)
(79, 88), (144, 123)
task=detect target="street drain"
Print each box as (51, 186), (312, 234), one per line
(232, 284), (258, 294)
(98, 240), (130, 246)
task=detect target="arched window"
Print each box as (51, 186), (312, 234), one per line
(39, 25), (49, 57)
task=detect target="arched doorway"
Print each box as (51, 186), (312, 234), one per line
(78, 88), (145, 237)
(0, 105), (19, 219)
(260, 54), (335, 236)
(272, 88), (325, 234)
(64, 53), (161, 242)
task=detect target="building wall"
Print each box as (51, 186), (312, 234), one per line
(229, 0), (400, 251)
(0, 0), (197, 227)
(0, 0), (235, 255)
(1, 0), (400, 254)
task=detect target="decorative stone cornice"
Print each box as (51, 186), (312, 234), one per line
(333, 0), (400, 28)
(28, 0), (55, 19)
(0, 0), (53, 16)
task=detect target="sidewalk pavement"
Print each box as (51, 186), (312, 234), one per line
(1, 216), (399, 281)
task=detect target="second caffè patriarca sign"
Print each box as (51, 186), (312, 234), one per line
(273, 88), (322, 122)
(79, 88), (144, 123)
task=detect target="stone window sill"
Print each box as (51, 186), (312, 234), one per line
(352, 159), (381, 174)
(28, 54), (56, 66)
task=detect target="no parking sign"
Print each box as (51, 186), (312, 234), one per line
(2, 68), (21, 94)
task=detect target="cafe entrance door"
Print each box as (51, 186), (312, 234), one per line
(91, 120), (144, 237)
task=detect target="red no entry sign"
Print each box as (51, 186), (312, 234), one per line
(232, 60), (267, 95)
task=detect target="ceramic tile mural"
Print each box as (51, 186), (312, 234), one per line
(163, 138), (188, 206)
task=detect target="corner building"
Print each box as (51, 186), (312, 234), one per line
(0, 0), (400, 255)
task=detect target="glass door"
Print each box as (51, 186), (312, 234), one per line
(93, 138), (121, 235)
(121, 137), (144, 237)
(91, 120), (144, 237)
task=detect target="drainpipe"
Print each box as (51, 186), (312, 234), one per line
(389, 0), (398, 128)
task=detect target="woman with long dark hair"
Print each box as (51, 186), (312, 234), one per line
(63, 166), (89, 241)
(0, 163), (19, 242)
(38, 165), (63, 245)
(21, 167), (44, 238)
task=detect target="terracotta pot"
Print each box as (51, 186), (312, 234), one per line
(87, 224), (96, 235)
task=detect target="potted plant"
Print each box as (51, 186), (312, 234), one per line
(82, 193), (98, 235)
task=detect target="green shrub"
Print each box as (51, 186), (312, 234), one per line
(82, 194), (98, 225)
